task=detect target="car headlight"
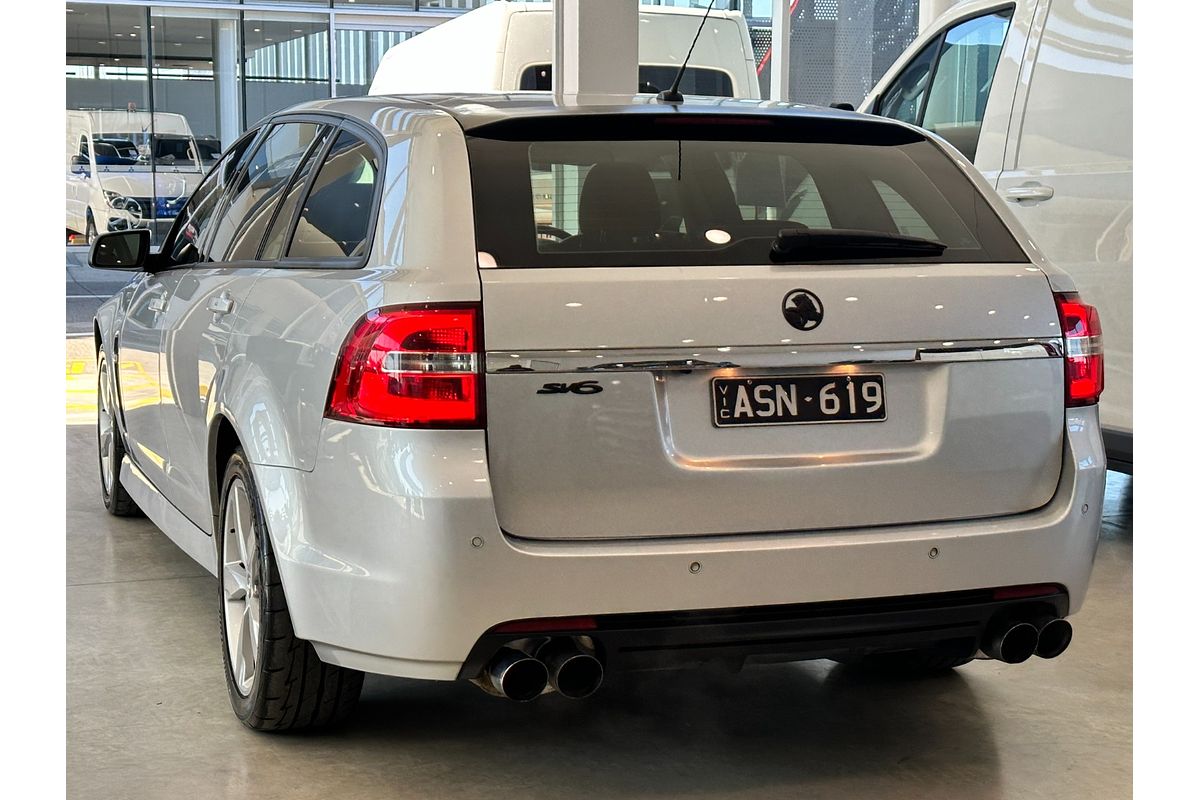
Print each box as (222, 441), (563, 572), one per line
(103, 190), (126, 209)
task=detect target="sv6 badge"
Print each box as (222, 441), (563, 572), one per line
(537, 380), (604, 395)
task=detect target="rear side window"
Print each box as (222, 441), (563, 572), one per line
(259, 130), (330, 261)
(208, 121), (327, 262)
(467, 115), (1026, 268)
(287, 131), (379, 259)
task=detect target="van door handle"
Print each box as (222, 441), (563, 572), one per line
(207, 292), (234, 316)
(1003, 183), (1055, 202)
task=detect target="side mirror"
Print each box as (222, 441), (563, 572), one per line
(70, 155), (90, 175)
(829, 102), (856, 112)
(90, 229), (150, 271)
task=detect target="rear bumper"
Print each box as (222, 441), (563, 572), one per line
(252, 407), (1105, 681)
(457, 587), (1070, 678)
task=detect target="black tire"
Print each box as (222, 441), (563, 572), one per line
(839, 641), (975, 675)
(85, 213), (97, 246)
(217, 449), (364, 731)
(97, 351), (142, 517)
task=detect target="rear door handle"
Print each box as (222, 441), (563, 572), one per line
(207, 292), (234, 316)
(1003, 183), (1055, 202)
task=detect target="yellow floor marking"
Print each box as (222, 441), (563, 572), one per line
(66, 339), (98, 426)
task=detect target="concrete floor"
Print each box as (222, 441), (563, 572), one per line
(66, 364), (1132, 799)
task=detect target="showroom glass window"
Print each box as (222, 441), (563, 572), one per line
(335, 27), (414, 97)
(242, 13), (331, 125)
(65, 4), (152, 243)
(148, 6), (241, 244)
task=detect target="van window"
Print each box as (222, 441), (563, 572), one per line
(878, 40), (939, 125)
(165, 131), (258, 265)
(209, 122), (326, 262)
(877, 9), (1012, 161)
(467, 115), (1027, 267)
(287, 131), (379, 260)
(921, 10), (1012, 161)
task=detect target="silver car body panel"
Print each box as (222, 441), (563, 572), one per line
(256, 404), (1104, 681)
(92, 94), (1105, 681)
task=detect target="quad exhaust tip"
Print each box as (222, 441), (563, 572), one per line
(538, 639), (605, 700)
(1033, 616), (1073, 659)
(983, 621), (1040, 664)
(486, 647), (549, 702)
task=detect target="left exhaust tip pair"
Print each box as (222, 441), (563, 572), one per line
(483, 639), (604, 702)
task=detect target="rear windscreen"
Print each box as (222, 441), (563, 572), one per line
(466, 114), (1027, 267)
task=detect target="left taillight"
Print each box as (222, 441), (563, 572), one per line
(1055, 293), (1104, 407)
(326, 304), (483, 428)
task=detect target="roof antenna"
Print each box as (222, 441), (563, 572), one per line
(657, 0), (718, 104)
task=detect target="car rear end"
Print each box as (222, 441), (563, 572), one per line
(303, 104), (1105, 697)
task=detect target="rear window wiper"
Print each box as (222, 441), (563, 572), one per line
(769, 228), (947, 263)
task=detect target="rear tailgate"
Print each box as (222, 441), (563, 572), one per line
(464, 108), (1063, 541)
(482, 264), (1062, 540)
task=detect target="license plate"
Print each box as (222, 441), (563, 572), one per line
(711, 374), (887, 427)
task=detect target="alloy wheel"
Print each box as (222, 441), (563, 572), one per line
(97, 359), (115, 497)
(222, 478), (262, 697)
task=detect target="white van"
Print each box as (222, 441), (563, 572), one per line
(859, 0), (1132, 471)
(66, 109), (206, 244)
(369, 1), (761, 99)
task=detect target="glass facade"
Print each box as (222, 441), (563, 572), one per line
(66, 0), (920, 245)
(66, 1), (472, 244)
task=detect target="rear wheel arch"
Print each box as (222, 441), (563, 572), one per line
(209, 414), (243, 533)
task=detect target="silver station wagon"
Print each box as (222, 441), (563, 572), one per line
(91, 94), (1106, 731)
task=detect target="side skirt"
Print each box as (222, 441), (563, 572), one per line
(120, 457), (218, 576)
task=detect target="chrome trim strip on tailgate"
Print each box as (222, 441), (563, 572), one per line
(486, 338), (1064, 374)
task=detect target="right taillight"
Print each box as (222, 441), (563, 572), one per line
(1055, 293), (1104, 407)
(326, 304), (483, 428)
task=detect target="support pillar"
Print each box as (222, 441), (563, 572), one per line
(552, 0), (639, 105)
(770, 0), (792, 102)
(214, 18), (240, 151)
